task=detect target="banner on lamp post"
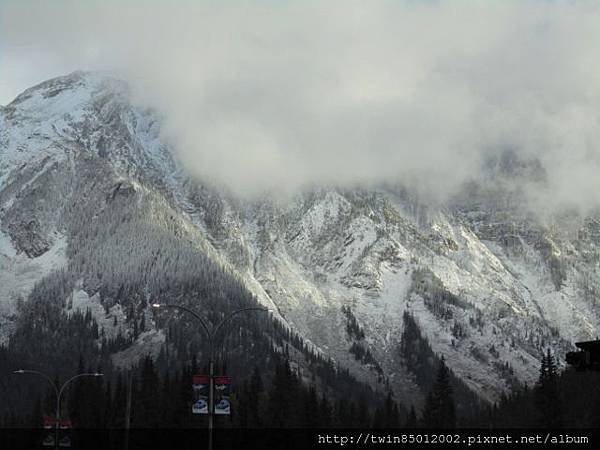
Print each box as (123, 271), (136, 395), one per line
(42, 416), (55, 447)
(42, 416), (72, 447)
(192, 375), (210, 415)
(213, 376), (232, 415)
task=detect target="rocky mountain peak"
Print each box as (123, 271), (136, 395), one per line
(2, 73), (600, 408)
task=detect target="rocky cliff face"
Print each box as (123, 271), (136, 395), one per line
(2, 72), (599, 407)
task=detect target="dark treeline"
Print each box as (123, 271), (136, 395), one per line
(2, 309), (600, 429)
(486, 350), (600, 428)
(0, 353), (406, 429)
(0, 302), (404, 429)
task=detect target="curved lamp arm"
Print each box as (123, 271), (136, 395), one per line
(57, 373), (104, 408)
(152, 303), (212, 340)
(153, 303), (269, 360)
(13, 370), (102, 425)
(212, 307), (269, 341)
(13, 369), (59, 398)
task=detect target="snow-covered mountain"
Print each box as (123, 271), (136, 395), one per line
(2, 72), (600, 407)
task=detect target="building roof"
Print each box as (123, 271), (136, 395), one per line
(575, 340), (600, 352)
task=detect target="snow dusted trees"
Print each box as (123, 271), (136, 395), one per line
(399, 312), (481, 426)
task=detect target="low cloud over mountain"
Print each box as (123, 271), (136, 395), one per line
(2, 0), (600, 211)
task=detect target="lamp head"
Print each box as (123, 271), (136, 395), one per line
(151, 303), (162, 308)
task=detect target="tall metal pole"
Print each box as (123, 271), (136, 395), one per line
(55, 390), (60, 450)
(208, 358), (214, 450)
(13, 370), (103, 449)
(124, 370), (133, 450)
(153, 303), (268, 450)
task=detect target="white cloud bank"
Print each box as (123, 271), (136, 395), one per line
(2, 0), (600, 211)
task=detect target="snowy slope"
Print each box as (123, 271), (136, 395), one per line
(0, 229), (67, 344)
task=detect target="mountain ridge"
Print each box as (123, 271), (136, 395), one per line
(1, 72), (599, 408)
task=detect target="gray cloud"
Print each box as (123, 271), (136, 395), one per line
(2, 0), (600, 211)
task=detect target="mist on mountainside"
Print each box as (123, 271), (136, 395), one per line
(2, 0), (600, 214)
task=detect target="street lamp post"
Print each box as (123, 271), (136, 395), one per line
(152, 303), (268, 450)
(13, 369), (103, 450)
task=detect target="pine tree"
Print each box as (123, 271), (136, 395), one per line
(248, 366), (264, 427)
(304, 386), (320, 428)
(110, 372), (127, 428)
(422, 357), (456, 428)
(268, 360), (300, 427)
(236, 381), (250, 428)
(383, 392), (401, 427)
(29, 394), (43, 428)
(319, 393), (333, 427)
(406, 405), (418, 428)
(133, 356), (161, 427)
(357, 395), (369, 428)
(535, 349), (562, 428)
(69, 356), (86, 427)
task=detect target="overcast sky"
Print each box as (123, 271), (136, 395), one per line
(2, 0), (600, 212)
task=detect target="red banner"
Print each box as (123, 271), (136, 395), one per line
(43, 416), (72, 428)
(192, 375), (210, 385)
(192, 375), (210, 415)
(214, 376), (232, 415)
